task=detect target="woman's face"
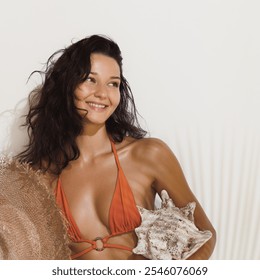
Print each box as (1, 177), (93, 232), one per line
(74, 53), (121, 125)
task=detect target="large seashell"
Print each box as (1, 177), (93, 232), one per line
(133, 190), (212, 260)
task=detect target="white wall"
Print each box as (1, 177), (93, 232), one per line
(1, 0), (260, 259)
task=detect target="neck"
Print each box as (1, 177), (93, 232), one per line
(76, 123), (111, 161)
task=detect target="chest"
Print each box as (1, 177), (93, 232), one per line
(61, 158), (117, 220)
(58, 153), (155, 236)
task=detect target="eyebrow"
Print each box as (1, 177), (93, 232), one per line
(90, 71), (121, 80)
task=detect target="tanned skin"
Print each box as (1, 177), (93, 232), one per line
(50, 54), (216, 260)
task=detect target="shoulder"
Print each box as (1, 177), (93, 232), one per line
(135, 137), (170, 156)
(116, 136), (174, 164)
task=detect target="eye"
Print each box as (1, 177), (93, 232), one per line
(85, 76), (96, 83)
(108, 81), (120, 88)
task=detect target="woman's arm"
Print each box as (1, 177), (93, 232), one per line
(142, 138), (216, 260)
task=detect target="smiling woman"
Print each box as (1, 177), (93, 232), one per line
(74, 54), (121, 125)
(14, 35), (216, 260)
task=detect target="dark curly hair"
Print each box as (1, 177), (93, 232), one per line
(17, 35), (146, 175)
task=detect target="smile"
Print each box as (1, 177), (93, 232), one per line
(87, 102), (108, 109)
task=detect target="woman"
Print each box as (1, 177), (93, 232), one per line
(17, 35), (216, 260)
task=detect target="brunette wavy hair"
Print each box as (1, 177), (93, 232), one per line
(17, 35), (146, 174)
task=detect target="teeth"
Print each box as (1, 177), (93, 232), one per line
(88, 102), (106, 109)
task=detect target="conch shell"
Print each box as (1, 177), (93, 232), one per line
(133, 190), (212, 260)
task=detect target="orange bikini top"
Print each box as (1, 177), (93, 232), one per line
(55, 139), (141, 259)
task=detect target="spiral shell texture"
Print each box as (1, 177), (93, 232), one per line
(133, 190), (212, 260)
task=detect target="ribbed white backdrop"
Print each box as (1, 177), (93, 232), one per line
(1, 0), (260, 259)
(167, 121), (260, 260)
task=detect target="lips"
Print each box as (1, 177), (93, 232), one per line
(86, 101), (108, 110)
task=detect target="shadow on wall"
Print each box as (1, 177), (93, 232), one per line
(171, 122), (260, 260)
(0, 99), (29, 157)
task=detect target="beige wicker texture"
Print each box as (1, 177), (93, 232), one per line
(0, 158), (70, 259)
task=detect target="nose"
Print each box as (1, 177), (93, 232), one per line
(94, 83), (108, 99)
